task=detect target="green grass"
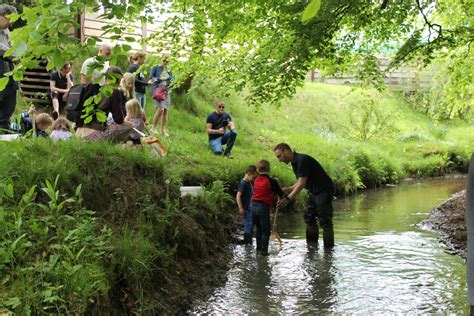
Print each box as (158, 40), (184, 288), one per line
(137, 82), (473, 194)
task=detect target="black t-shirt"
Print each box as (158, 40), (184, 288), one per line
(291, 152), (334, 194)
(50, 71), (73, 91)
(206, 111), (232, 140)
(129, 64), (147, 94)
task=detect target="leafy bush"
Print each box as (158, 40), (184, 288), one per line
(0, 177), (112, 314)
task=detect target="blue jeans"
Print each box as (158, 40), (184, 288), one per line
(243, 207), (253, 234)
(252, 201), (271, 253)
(209, 130), (237, 155)
(136, 92), (146, 110)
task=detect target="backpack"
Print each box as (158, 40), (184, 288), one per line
(65, 83), (100, 126)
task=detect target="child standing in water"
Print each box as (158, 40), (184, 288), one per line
(251, 160), (284, 256)
(236, 165), (258, 244)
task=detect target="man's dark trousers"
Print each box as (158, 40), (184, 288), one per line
(304, 189), (335, 248)
(0, 84), (16, 131)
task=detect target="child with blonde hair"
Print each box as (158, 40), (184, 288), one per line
(50, 117), (72, 141)
(120, 72), (136, 101)
(125, 98), (146, 144)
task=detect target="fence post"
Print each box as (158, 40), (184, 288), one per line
(466, 154), (474, 314)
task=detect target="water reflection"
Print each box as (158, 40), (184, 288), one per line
(192, 178), (468, 314)
(294, 246), (337, 314)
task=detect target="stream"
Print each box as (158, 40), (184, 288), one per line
(191, 177), (467, 314)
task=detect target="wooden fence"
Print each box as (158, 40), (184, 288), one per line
(307, 58), (433, 91)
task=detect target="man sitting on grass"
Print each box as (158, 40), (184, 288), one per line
(206, 101), (237, 158)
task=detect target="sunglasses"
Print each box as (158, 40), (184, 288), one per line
(218, 105), (225, 109)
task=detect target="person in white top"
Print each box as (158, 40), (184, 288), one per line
(80, 44), (112, 86)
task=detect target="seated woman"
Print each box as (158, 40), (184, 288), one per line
(49, 62), (74, 120)
(75, 67), (131, 143)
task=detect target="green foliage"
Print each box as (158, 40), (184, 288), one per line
(0, 177), (112, 314)
(426, 47), (473, 120)
(344, 88), (397, 141)
(6, 0), (471, 108)
(302, 0), (321, 22)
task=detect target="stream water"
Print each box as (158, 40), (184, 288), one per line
(191, 177), (468, 315)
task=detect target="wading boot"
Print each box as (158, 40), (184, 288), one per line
(306, 225), (319, 245)
(323, 227), (335, 248)
(243, 233), (252, 245)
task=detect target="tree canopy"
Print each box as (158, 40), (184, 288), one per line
(4, 0), (473, 108)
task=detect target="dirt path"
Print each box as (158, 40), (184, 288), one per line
(423, 190), (466, 258)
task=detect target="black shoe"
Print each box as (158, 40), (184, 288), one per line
(52, 111), (59, 120)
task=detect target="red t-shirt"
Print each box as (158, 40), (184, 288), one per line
(252, 174), (284, 206)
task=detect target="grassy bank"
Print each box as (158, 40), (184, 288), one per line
(2, 82), (472, 313)
(146, 82), (474, 195)
(0, 141), (236, 314)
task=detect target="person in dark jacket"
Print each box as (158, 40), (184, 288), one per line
(274, 143), (335, 248)
(0, 4), (18, 133)
(252, 159), (284, 256)
(129, 53), (148, 110)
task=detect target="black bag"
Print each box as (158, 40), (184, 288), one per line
(65, 83), (100, 126)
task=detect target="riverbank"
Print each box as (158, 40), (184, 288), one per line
(424, 190), (467, 258)
(0, 140), (240, 314)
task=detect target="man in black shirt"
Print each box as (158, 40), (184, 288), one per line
(274, 143), (335, 248)
(206, 101), (237, 158)
(49, 62), (73, 119)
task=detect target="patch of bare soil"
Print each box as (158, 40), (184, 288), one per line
(423, 190), (466, 258)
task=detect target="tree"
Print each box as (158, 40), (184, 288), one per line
(4, 0), (473, 110)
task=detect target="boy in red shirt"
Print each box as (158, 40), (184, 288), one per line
(251, 160), (284, 256)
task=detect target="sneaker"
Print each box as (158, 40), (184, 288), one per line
(223, 153), (234, 159)
(52, 111), (59, 120)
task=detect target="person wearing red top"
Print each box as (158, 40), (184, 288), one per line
(251, 159), (284, 256)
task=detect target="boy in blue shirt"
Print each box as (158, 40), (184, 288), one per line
(236, 165), (257, 244)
